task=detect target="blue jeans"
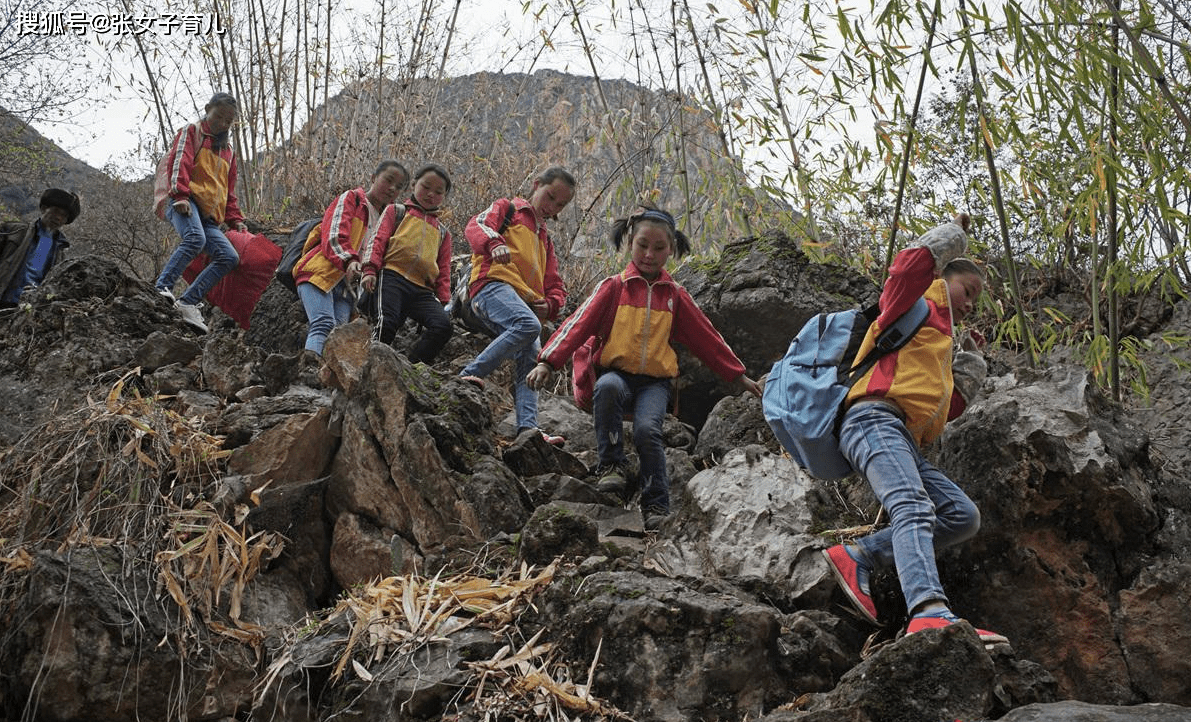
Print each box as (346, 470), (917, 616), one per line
(461, 281), (541, 431)
(839, 402), (981, 613)
(593, 370), (672, 512)
(157, 200), (239, 305)
(298, 279), (354, 355)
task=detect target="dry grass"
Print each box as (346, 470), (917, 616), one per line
(259, 559), (634, 721)
(0, 369), (280, 647)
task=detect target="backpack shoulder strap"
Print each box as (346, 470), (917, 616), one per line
(840, 296), (930, 386)
(497, 199), (516, 235)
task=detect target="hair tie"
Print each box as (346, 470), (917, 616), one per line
(633, 209), (675, 231)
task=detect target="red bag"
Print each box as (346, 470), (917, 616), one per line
(569, 275), (624, 411)
(182, 229), (282, 329)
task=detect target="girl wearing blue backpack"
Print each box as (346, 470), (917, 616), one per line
(822, 213), (1008, 644)
(527, 204), (761, 531)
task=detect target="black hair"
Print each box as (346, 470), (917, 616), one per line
(414, 163), (452, 193)
(609, 202), (691, 258)
(39, 188), (81, 224)
(372, 160), (410, 185)
(203, 92), (238, 150)
(535, 166), (577, 189)
(942, 257), (984, 280)
(205, 92), (238, 111)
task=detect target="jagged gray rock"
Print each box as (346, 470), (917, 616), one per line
(3, 248), (1191, 722)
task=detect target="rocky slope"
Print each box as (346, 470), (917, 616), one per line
(0, 233), (1189, 722)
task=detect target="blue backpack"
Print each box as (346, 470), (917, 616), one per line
(762, 297), (929, 480)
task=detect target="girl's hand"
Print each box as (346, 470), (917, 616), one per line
(491, 245), (511, 264)
(739, 375), (763, 398)
(526, 362), (552, 391)
(173, 199), (191, 216)
(233, 221), (248, 232)
(346, 261), (362, 284)
(530, 299), (550, 320)
(361, 274), (376, 294)
(959, 328), (985, 352)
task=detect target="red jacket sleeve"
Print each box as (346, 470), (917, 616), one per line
(361, 202), (399, 275)
(540, 235), (566, 320)
(669, 286), (746, 382)
(320, 188), (364, 268)
(538, 276), (621, 370)
(434, 226), (452, 304)
(875, 246), (935, 329)
(464, 198), (513, 255)
(166, 124), (198, 202)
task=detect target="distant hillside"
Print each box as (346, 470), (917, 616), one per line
(0, 109), (112, 222)
(252, 69), (777, 248)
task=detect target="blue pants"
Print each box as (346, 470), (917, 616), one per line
(839, 402), (981, 613)
(298, 279), (353, 355)
(593, 370), (672, 512)
(462, 281), (542, 431)
(158, 200), (239, 305)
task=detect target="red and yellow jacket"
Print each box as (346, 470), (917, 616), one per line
(538, 262), (746, 382)
(464, 197), (565, 320)
(292, 187), (380, 292)
(360, 200), (452, 303)
(163, 120), (244, 225)
(845, 241), (980, 447)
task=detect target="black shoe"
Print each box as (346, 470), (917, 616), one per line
(594, 462), (628, 494)
(643, 506), (670, 532)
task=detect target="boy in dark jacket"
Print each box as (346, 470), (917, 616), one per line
(0, 188), (81, 308)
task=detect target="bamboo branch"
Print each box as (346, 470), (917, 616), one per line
(884, 0), (942, 277)
(958, 0), (1036, 367)
(678, 0), (753, 238)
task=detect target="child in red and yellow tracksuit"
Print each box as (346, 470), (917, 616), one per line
(359, 164), (454, 364)
(155, 92), (249, 333)
(821, 213), (1007, 644)
(528, 204), (761, 531)
(293, 160), (408, 355)
(458, 167), (575, 445)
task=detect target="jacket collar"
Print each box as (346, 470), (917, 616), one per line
(623, 261), (673, 285)
(405, 197), (440, 217)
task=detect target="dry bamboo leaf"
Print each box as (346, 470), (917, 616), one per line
(402, 576), (420, 630)
(159, 568), (194, 625)
(0, 547), (33, 572)
(351, 658), (374, 682)
(208, 620), (264, 644)
(249, 479), (272, 506)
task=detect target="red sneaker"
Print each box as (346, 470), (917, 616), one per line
(538, 430), (565, 447)
(460, 375), (485, 390)
(822, 544), (879, 625)
(906, 610), (1008, 644)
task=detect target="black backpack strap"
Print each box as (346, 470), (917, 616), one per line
(497, 198), (516, 235)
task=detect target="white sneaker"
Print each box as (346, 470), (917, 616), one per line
(174, 300), (208, 333)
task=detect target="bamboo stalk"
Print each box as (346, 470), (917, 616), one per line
(1106, 0), (1121, 400)
(745, 1), (820, 242)
(566, 0), (636, 197)
(678, 0), (753, 238)
(665, 0), (694, 230)
(118, 0), (171, 148)
(884, 0), (942, 278)
(958, 0), (1035, 367)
